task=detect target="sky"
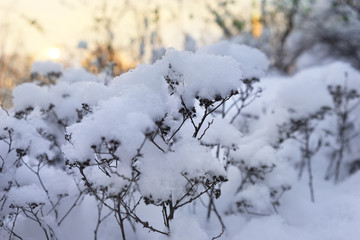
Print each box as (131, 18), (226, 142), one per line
(0, 0), (95, 59)
(0, 0), (256, 63)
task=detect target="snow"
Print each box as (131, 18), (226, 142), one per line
(231, 216), (312, 240)
(169, 214), (208, 240)
(276, 173), (360, 240)
(197, 41), (269, 79)
(7, 184), (47, 207)
(31, 60), (63, 75)
(12, 83), (50, 111)
(158, 48), (243, 108)
(60, 68), (101, 83)
(139, 139), (226, 203)
(200, 117), (243, 147)
(233, 183), (272, 213)
(1, 43), (360, 240)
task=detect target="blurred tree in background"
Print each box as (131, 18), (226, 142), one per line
(1, 0), (360, 105)
(221, 0), (360, 73)
(78, 0), (180, 77)
(0, 18), (34, 108)
(0, 52), (32, 108)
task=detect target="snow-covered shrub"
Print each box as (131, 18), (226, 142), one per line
(62, 47), (263, 237)
(5, 41), (359, 240)
(245, 61), (360, 203)
(0, 107), (79, 239)
(196, 42), (292, 217)
(324, 78), (360, 182)
(1, 42), (277, 239)
(0, 67), (106, 239)
(277, 106), (330, 202)
(31, 61), (63, 85)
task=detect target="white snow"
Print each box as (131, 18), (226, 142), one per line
(197, 41), (269, 79)
(31, 60), (63, 75)
(1, 42), (360, 240)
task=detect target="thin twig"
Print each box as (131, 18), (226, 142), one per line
(198, 119), (214, 140)
(58, 191), (84, 226)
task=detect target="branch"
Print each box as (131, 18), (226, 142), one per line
(1, 99), (9, 116)
(120, 200), (168, 236)
(58, 191), (84, 226)
(212, 227), (225, 240)
(168, 115), (187, 142)
(198, 119), (214, 140)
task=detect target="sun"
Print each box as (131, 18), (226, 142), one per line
(47, 47), (61, 60)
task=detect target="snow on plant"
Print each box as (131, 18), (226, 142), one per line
(197, 41), (269, 79)
(0, 107), (75, 239)
(31, 61), (63, 76)
(323, 64), (360, 182)
(30, 61), (63, 84)
(62, 47), (255, 238)
(0, 67), (107, 239)
(3, 41), (358, 240)
(248, 61), (360, 202)
(278, 106), (330, 202)
(195, 41), (290, 219)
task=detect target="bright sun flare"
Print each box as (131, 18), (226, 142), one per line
(47, 47), (61, 60)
